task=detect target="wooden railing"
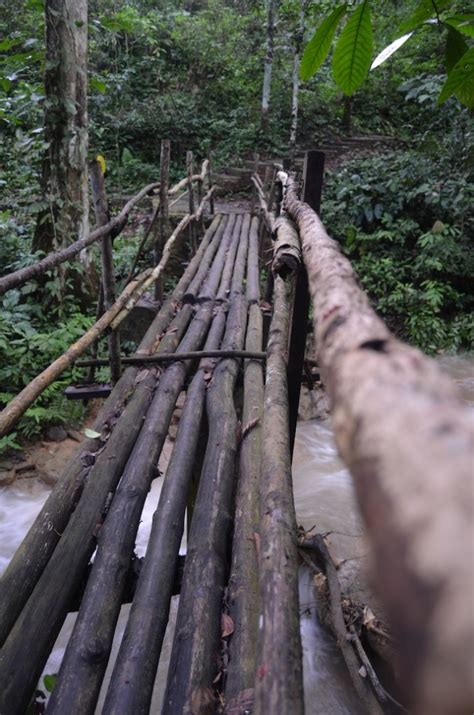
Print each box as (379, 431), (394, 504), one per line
(0, 143), (215, 437)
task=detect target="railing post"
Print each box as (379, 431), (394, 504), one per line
(186, 150), (197, 253)
(90, 160), (122, 385)
(208, 150), (215, 216)
(287, 150), (325, 456)
(155, 139), (170, 302)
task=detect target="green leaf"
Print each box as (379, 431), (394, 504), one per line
(332, 0), (373, 96)
(438, 47), (474, 108)
(300, 5), (347, 81)
(444, 14), (474, 38)
(400, 0), (453, 33)
(445, 26), (468, 73)
(90, 76), (107, 93)
(43, 675), (57, 694)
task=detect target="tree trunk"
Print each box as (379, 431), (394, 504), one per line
(34, 0), (91, 297)
(260, 0), (277, 131)
(289, 0), (306, 163)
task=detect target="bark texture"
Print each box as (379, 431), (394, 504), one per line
(280, 172), (474, 715)
(34, 0), (90, 286)
(254, 274), (304, 715)
(260, 0), (277, 129)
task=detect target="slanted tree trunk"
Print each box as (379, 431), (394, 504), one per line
(34, 0), (91, 298)
(289, 0), (306, 163)
(261, 0), (278, 131)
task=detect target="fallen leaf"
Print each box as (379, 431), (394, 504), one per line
(84, 427), (101, 439)
(221, 613), (234, 638)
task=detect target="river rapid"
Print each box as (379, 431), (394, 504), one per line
(0, 354), (472, 713)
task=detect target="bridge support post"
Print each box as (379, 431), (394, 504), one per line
(287, 150), (325, 456)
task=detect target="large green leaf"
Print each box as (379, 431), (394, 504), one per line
(400, 0), (453, 33)
(444, 14), (474, 38)
(300, 5), (347, 81)
(445, 26), (468, 72)
(438, 47), (474, 108)
(332, 0), (373, 96)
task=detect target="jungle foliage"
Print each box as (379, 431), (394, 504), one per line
(0, 0), (472, 445)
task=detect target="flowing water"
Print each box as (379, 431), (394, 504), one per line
(0, 354), (472, 713)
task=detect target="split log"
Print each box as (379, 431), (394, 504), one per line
(0, 181), (160, 296)
(162, 216), (250, 714)
(280, 171), (474, 715)
(225, 217), (264, 710)
(253, 274), (304, 715)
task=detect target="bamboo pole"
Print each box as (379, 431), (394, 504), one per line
(0, 215), (223, 649)
(163, 216), (249, 714)
(76, 349), (266, 367)
(101, 223), (240, 715)
(0, 187), (215, 437)
(225, 216), (264, 710)
(0, 221), (229, 715)
(0, 181), (160, 295)
(280, 171), (474, 715)
(254, 273), (304, 715)
(90, 160), (122, 384)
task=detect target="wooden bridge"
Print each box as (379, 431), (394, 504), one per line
(0, 148), (472, 715)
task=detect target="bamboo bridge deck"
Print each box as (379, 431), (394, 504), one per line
(0, 211), (306, 715)
(0, 149), (473, 715)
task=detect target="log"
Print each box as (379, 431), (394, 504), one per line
(0, 309), (194, 715)
(271, 215), (301, 277)
(101, 242), (238, 715)
(45, 209), (239, 715)
(0, 218), (223, 680)
(162, 216), (250, 714)
(280, 171), (474, 715)
(184, 214), (231, 302)
(225, 217), (264, 711)
(0, 181), (160, 295)
(303, 535), (383, 714)
(253, 274), (304, 715)
(90, 160), (122, 384)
